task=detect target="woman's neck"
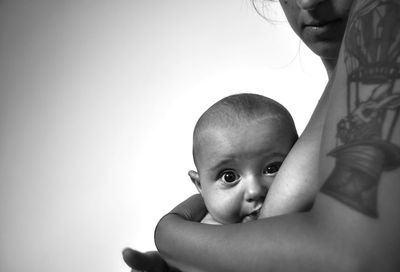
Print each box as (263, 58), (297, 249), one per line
(322, 58), (337, 79)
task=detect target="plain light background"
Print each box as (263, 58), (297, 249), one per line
(0, 1), (328, 271)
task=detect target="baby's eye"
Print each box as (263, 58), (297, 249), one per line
(219, 170), (240, 184)
(263, 162), (282, 176)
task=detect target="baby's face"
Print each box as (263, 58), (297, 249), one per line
(195, 118), (294, 224)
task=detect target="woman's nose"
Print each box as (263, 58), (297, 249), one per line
(296, 0), (324, 10)
(244, 177), (268, 203)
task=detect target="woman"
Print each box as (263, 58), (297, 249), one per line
(124, 0), (400, 271)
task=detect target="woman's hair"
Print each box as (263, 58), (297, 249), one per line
(251, 0), (283, 23)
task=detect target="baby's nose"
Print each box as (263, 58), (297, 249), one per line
(244, 177), (268, 203)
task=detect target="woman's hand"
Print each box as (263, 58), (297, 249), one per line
(122, 248), (180, 272)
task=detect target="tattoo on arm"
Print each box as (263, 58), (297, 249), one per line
(321, 0), (400, 218)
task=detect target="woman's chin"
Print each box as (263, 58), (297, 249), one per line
(308, 40), (341, 62)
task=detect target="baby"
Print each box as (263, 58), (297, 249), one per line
(188, 93), (298, 224)
(121, 93), (298, 271)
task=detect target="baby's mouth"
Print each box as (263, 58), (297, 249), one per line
(242, 208), (261, 223)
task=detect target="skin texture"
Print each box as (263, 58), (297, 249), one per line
(124, 0), (400, 271)
(190, 117), (295, 224)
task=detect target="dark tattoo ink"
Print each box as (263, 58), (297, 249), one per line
(321, 0), (400, 218)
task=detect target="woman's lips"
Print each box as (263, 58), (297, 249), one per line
(302, 19), (342, 39)
(304, 18), (341, 29)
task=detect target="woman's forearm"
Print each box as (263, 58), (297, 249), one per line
(155, 210), (357, 272)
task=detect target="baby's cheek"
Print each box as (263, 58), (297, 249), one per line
(209, 192), (243, 224)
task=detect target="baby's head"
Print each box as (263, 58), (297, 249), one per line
(189, 93), (298, 224)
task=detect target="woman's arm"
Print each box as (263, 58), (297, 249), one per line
(155, 1), (400, 271)
(157, 195), (338, 272)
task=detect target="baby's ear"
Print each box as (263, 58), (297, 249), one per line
(188, 170), (201, 193)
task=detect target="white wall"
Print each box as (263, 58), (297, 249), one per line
(0, 1), (327, 271)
